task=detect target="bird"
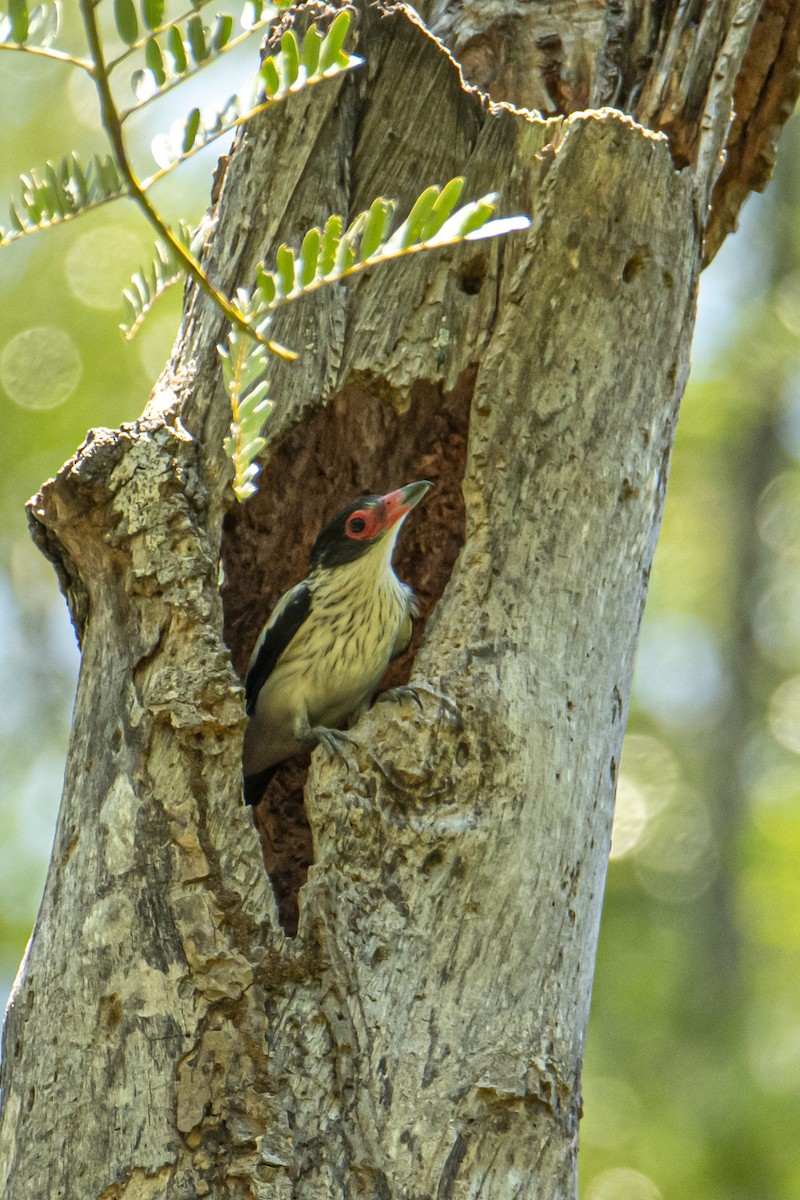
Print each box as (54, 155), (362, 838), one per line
(242, 480), (432, 805)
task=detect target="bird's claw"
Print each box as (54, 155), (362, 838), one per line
(377, 684), (424, 712)
(312, 725), (358, 764)
(378, 682), (461, 725)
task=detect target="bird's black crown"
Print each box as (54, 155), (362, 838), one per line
(310, 495), (383, 570)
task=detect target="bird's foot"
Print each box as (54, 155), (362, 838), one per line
(309, 724), (358, 765)
(377, 682), (461, 725)
(377, 684), (424, 711)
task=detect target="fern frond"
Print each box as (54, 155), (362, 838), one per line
(106, 0), (293, 74)
(1, 152), (126, 244)
(143, 12), (362, 180)
(120, 219), (196, 339)
(220, 181), (528, 502)
(124, 9), (274, 113)
(219, 306), (274, 501)
(251, 181), (531, 312)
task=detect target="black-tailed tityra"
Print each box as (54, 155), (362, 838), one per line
(242, 480), (432, 805)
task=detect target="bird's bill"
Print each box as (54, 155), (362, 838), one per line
(380, 480), (433, 529)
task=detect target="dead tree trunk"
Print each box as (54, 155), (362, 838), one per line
(1, 2), (798, 1198)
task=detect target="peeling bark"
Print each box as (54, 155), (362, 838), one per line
(421, 0), (800, 258)
(1, 2), (796, 1198)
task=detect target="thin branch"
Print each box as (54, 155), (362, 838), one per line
(0, 41), (93, 70)
(78, 0), (296, 361)
(1, 191), (128, 245)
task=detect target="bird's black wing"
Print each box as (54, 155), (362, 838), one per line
(244, 583), (312, 715)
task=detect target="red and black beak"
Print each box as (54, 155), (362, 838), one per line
(379, 480), (433, 529)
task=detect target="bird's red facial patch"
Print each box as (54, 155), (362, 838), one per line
(345, 507), (381, 540)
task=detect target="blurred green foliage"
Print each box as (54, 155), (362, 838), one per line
(580, 121), (800, 1200)
(1, 9), (799, 1197)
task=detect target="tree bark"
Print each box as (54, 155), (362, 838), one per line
(1, 2), (797, 1198)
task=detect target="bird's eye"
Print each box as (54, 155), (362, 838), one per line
(347, 515), (367, 536)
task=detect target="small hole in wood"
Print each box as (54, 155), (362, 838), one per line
(622, 253), (645, 283)
(458, 253), (487, 296)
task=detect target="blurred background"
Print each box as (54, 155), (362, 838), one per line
(2, 6), (800, 1198)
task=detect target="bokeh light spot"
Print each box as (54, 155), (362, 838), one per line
(748, 1006), (800, 1094)
(633, 615), (728, 729)
(611, 777), (648, 859)
(587, 1167), (662, 1200)
(1, 326), (82, 410)
(757, 472), (800, 554)
(768, 675), (800, 755)
(754, 577), (800, 666)
(634, 789), (718, 903)
(611, 736), (679, 860)
(66, 226), (145, 311)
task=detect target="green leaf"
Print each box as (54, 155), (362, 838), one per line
(256, 267), (276, 306)
(301, 24), (322, 76)
(453, 199), (495, 237)
(260, 54), (280, 96)
(44, 161), (65, 216)
(239, 381), (270, 414)
(182, 108), (201, 154)
(333, 228), (357, 276)
(167, 24), (187, 72)
(276, 244), (295, 295)
(239, 434), (267, 459)
(67, 154), (88, 206)
(420, 176), (465, 240)
(186, 13), (208, 62)
(95, 154), (123, 195)
(144, 36), (166, 85)
(319, 214), (343, 276)
(280, 29), (300, 87)
(428, 196), (497, 245)
(319, 9), (351, 72)
(212, 13), (233, 50)
(299, 227), (321, 286)
(114, 0), (139, 45)
(8, 0), (28, 42)
(359, 197), (395, 261)
(142, 0), (164, 31)
(394, 185), (439, 249)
